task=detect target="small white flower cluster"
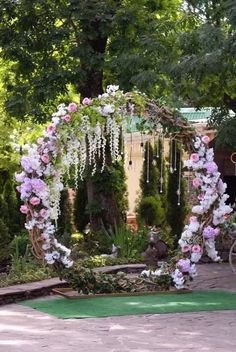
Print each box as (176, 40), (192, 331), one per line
(16, 85), (134, 268)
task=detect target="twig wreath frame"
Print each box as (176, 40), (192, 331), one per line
(16, 86), (232, 289)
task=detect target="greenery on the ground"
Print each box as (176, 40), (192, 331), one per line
(0, 233), (55, 287)
(61, 265), (171, 294)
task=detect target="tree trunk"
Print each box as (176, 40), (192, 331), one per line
(76, 27), (122, 232)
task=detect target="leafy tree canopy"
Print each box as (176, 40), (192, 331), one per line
(170, 0), (236, 147)
(0, 0), (180, 121)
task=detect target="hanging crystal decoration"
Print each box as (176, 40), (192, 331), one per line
(177, 145), (182, 205)
(146, 140), (150, 183)
(160, 134), (164, 193)
(156, 133), (160, 158)
(174, 139), (177, 171)
(169, 138), (174, 174)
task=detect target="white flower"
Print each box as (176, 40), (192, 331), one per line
(191, 252), (202, 263)
(103, 104), (115, 115)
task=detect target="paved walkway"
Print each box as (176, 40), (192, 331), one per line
(0, 263), (236, 352)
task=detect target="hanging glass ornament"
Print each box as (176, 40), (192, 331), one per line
(146, 140), (150, 183)
(174, 139), (177, 171)
(177, 145), (182, 205)
(169, 138), (174, 174)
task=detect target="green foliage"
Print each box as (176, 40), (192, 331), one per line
(0, 0), (180, 119)
(138, 195), (165, 226)
(167, 142), (188, 246)
(0, 170), (24, 265)
(61, 265), (171, 294)
(170, 0), (236, 147)
(57, 189), (73, 247)
(109, 223), (149, 258)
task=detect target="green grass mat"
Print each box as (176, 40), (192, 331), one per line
(20, 290), (236, 319)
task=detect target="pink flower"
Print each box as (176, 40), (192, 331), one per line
(47, 123), (56, 134)
(67, 102), (77, 112)
(37, 137), (44, 145)
(181, 244), (191, 253)
(29, 197), (40, 206)
(214, 228), (220, 236)
(20, 205), (29, 214)
(192, 244), (201, 253)
(190, 153), (199, 162)
(202, 135), (210, 144)
(192, 178), (201, 188)
(39, 208), (48, 218)
(82, 97), (91, 105)
(198, 193), (205, 200)
(41, 154), (50, 164)
(62, 114), (71, 122)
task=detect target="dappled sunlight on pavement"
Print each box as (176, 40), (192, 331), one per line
(0, 264), (236, 352)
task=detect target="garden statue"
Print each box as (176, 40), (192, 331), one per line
(143, 228), (168, 267)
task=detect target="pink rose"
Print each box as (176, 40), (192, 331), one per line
(67, 102), (77, 112)
(190, 153), (199, 162)
(192, 178), (201, 188)
(192, 244), (201, 253)
(82, 97), (91, 105)
(41, 154), (50, 164)
(29, 197), (40, 206)
(20, 205), (29, 214)
(202, 135), (210, 144)
(39, 208), (48, 218)
(62, 114), (71, 122)
(47, 123), (56, 134)
(181, 244), (191, 253)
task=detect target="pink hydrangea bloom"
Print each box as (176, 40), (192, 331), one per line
(31, 178), (45, 191)
(190, 153), (199, 162)
(204, 161), (218, 174)
(41, 154), (50, 164)
(20, 205), (29, 214)
(192, 178), (201, 188)
(192, 244), (201, 253)
(62, 114), (71, 122)
(67, 102), (77, 112)
(202, 135), (210, 144)
(29, 197), (40, 206)
(82, 97), (91, 105)
(203, 226), (216, 239)
(177, 258), (191, 273)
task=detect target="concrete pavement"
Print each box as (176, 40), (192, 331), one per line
(0, 263), (236, 352)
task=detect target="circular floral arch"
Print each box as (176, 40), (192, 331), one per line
(16, 85), (232, 289)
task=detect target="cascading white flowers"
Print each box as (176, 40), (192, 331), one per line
(15, 85), (131, 267)
(16, 85), (232, 289)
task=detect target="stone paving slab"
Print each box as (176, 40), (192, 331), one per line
(0, 303), (236, 352)
(0, 263), (236, 352)
(0, 264), (146, 305)
(0, 278), (67, 305)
